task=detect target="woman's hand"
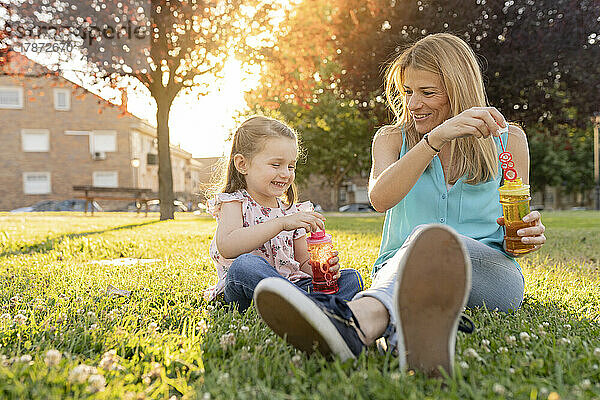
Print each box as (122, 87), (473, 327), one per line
(497, 211), (546, 257)
(428, 106), (508, 149)
(279, 211), (325, 233)
(327, 250), (342, 280)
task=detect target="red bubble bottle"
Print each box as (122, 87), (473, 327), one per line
(306, 230), (339, 294)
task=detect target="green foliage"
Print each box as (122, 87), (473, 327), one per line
(0, 212), (599, 398)
(247, 83), (374, 206)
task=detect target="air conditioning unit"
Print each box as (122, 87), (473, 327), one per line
(92, 151), (106, 160)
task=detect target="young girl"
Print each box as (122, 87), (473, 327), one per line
(204, 116), (364, 312)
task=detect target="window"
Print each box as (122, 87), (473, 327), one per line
(21, 129), (50, 152)
(54, 88), (70, 110)
(0, 86), (24, 109)
(23, 172), (51, 194)
(131, 131), (141, 157)
(90, 130), (117, 153)
(93, 171), (118, 187)
(64, 130), (90, 136)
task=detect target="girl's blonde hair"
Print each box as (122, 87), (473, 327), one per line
(384, 33), (499, 184)
(216, 115), (298, 205)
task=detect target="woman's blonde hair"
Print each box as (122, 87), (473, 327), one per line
(214, 115), (298, 205)
(384, 33), (499, 184)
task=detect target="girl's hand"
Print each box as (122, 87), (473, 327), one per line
(497, 211), (546, 257)
(279, 211), (325, 233)
(429, 107), (507, 148)
(327, 251), (341, 280)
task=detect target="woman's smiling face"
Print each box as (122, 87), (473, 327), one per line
(403, 67), (452, 135)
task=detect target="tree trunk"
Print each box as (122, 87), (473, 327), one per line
(156, 96), (174, 220)
(332, 173), (345, 210)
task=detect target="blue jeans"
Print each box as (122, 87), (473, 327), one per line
(354, 225), (524, 348)
(224, 253), (365, 312)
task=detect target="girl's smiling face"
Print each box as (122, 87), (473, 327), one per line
(236, 136), (297, 207)
(403, 67), (452, 135)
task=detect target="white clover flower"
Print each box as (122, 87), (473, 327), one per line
(197, 319), (208, 333)
(265, 338), (272, 345)
(505, 335), (517, 345)
(558, 337), (571, 345)
(240, 325), (249, 332)
(1, 313), (11, 321)
(497, 346), (508, 353)
(291, 354), (302, 366)
(492, 383), (506, 395)
(99, 350), (121, 371)
(509, 367), (515, 374)
(481, 339), (490, 347)
(69, 364), (97, 383)
(219, 332), (236, 350)
(87, 311), (96, 318)
(44, 349), (62, 367)
(463, 348), (482, 361)
(13, 313), (27, 325)
(203, 393), (211, 400)
(459, 361), (469, 369)
(580, 379), (591, 390)
(19, 354), (32, 363)
(539, 387), (549, 397)
(593, 348), (600, 357)
(206, 305), (215, 312)
(107, 309), (119, 321)
(87, 374), (106, 393)
(519, 332), (531, 342)
(90, 324), (98, 330)
(228, 324), (236, 329)
(142, 361), (161, 383)
(148, 322), (159, 335)
(563, 324), (571, 330)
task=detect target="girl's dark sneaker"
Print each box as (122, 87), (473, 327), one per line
(254, 277), (366, 361)
(392, 224), (472, 377)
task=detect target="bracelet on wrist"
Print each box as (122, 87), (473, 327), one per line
(423, 133), (441, 153)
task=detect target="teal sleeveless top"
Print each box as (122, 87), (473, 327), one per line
(373, 128), (519, 271)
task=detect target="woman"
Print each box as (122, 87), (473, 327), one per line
(251, 33), (546, 376)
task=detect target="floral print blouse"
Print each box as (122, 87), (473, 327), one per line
(204, 189), (312, 301)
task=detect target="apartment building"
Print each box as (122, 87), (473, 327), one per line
(0, 51), (210, 211)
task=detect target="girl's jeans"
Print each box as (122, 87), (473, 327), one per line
(353, 225), (524, 348)
(224, 253), (365, 312)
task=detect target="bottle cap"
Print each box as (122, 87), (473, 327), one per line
(306, 230), (332, 244)
(498, 177), (530, 196)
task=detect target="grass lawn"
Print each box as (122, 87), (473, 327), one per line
(0, 211), (599, 399)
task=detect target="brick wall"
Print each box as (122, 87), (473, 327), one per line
(0, 74), (136, 210)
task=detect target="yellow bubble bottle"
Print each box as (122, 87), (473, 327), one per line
(498, 177), (536, 254)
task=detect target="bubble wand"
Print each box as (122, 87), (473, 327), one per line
(497, 126), (517, 181)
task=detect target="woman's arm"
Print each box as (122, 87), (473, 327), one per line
(368, 126), (438, 212)
(370, 107), (508, 212)
(505, 124), (530, 184)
